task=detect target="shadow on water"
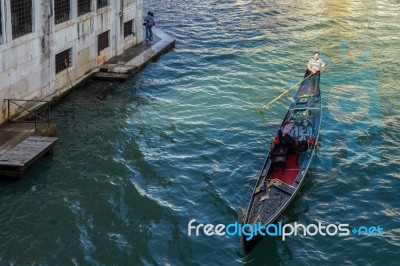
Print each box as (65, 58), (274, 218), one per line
(243, 237), (282, 265)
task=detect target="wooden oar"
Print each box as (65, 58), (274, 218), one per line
(257, 72), (316, 112)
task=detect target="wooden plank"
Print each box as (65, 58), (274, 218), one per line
(0, 131), (32, 156)
(0, 136), (58, 168)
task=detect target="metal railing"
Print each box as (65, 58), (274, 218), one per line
(5, 99), (51, 133)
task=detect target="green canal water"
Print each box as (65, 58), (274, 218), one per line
(1, 0), (399, 265)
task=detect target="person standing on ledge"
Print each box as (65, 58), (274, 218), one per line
(307, 52), (326, 74)
(145, 12), (155, 42)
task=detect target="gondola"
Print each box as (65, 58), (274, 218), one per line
(240, 70), (322, 253)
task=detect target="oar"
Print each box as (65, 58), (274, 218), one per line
(257, 72), (316, 112)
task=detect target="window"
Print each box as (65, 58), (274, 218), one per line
(97, 0), (108, 9)
(11, 0), (33, 38)
(98, 31), (109, 54)
(0, 4), (3, 36)
(78, 0), (91, 16)
(56, 48), (72, 73)
(124, 20), (133, 38)
(55, 0), (71, 24)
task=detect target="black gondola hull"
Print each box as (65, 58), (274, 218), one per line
(241, 70), (322, 254)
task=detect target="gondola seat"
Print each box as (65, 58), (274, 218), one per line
(271, 148), (287, 174)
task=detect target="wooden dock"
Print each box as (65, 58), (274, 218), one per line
(0, 136), (58, 178)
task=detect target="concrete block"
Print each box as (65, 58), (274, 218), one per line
(19, 58), (42, 79)
(2, 49), (19, 70)
(0, 71), (10, 89)
(17, 38), (41, 63)
(77, 34), (96, 51)
(89, 45), (97, 59)
(16, 42), (31, 65)
(66, 26), (78, 43)
(53, 30), (73, 50)
(54, 24), (78, 48)
(8, 66), (22, 85)
(123, 36), (135, 50)
(93, 72), (130, 81)
(55, 72), (69, 92)
(64, 68), (77, 83)
(39, 67), (51, 90)
(77, 47), (91, 66)
(0, 85), (16, 102)
(38, 84), (51, 99)
(10, 78), (29, 100)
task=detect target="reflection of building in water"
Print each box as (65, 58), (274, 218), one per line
(319, 0), (359, 64)
(0, 0), (143, 124)
(326, 0), (349, 18)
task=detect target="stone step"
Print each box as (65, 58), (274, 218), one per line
(92, 72), (131, 81)
(98, 64), (137, 74)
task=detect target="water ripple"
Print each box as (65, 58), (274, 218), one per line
(0, 0), (399, 264)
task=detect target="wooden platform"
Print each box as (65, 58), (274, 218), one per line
(0, 136), (58, 178)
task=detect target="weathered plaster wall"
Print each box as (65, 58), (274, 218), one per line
(0, 0), (144, 124)
(123, 0), (144, 51)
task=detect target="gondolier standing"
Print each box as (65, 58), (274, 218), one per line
(307, 52), (325, 94)
(308, 52), (325, 74)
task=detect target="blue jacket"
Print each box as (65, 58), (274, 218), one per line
(146, 16), (154, 27)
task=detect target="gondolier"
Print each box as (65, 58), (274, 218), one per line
(307, 52), (325, 74)
(304, 52), (325, 95)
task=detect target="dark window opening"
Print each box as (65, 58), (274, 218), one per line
(78, 0), (91, 16)
(124, 20), (133, 38)
(11, 0), (33, 39)
(56, 48), (72, 74)
(98, 31), (109, 54)
(0, 4), (3, 36)
(97, 0), (109, 9)
(55, 0), (71, 24)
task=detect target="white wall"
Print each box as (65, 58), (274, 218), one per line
(0, 0), (144, 124)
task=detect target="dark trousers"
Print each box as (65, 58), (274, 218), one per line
(146, 26), (153, 40)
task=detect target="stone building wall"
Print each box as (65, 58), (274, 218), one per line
(0, 0), (143, 124)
